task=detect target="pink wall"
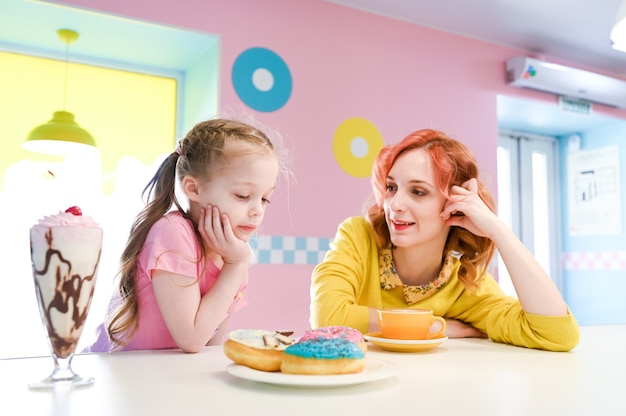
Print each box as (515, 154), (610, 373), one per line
(57, 0), (626, 337)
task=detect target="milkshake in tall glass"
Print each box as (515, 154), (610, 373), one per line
(29, 206), (103, 389)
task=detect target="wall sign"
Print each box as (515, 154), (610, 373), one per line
(568, 146), (622, 235)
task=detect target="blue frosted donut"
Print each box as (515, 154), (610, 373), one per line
(285, 337), (365, 360)
(280, 337), (366, 374)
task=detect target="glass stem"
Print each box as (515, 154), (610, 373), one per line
(49, 354), (78, 382)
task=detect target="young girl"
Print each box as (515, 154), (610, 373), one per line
(310, 129), (580, 351)
(88, 118), (283, 353)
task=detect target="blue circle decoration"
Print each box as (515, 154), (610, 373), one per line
(232, 47), (292, 112)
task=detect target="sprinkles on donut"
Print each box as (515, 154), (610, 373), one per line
(298, 325), (367, 353)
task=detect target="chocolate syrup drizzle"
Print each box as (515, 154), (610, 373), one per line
(32, 228), (101, 359)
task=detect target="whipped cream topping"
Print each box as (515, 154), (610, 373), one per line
(35, 210), (100, 228)
(30, 209), (103, 359)
(229, 329), (295, 350)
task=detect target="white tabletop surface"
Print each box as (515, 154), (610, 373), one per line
(1, 324), (624, 416)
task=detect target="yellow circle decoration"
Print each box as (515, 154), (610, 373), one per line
(332, 117), (384, 178)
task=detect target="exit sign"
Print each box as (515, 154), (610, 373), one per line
(559, 96), (593, 115)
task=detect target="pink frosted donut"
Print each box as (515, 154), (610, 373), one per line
(299, 326), (367, 353)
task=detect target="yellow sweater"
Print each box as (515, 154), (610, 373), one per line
(310, 216), (580, 352)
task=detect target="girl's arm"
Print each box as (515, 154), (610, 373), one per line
(153, 206), (250, 353)
(208, 316), (231, 346)
(152, 264), (245, 353)
(442, 178), (568, 316)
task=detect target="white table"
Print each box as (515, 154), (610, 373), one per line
(1, 325), (624, 416)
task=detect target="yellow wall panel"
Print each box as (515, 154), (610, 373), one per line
(0, 51), (177, 194)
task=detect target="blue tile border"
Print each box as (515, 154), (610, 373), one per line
(250, 235), (331, 265)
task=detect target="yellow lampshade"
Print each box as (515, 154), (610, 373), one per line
(23, 110), (98, 155)
(23, 29), (97, 156)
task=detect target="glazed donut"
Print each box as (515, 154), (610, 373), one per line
(223, 329), (295, 372)
(280, 337), (366, 375)
(299, 326), (367, 353)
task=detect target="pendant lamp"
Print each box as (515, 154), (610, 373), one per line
(23, 29), (97, 155)
(611, 0), (626, 52)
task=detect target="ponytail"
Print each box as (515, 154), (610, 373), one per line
(106, 117), (283, 349)
(106, 151), (184, 349)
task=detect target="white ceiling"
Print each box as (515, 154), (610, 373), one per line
(1, 0), (625, 137)
(328, 0), (626, 76)
(328, 0), (626, 136)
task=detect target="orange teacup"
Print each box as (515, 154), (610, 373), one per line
(377, 309), (446, 340)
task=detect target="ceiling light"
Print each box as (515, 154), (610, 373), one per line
(611, 0), (626, 52)
(23, 29), (97, 155)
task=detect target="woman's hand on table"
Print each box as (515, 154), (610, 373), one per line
(445, 319), (488, 339)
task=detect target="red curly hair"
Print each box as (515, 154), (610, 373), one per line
(366, 129), (496, 289)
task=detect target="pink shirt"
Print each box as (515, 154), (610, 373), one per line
(85, 211), (247, 352)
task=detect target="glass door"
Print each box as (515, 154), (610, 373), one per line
(497, 131), (561, 296)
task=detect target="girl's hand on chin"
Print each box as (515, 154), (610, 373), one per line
(198, 205), (250, 265)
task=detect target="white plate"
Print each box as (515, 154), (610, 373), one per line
(364, 332), (447, 352)
(226, 358), (397, 388)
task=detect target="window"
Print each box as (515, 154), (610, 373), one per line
(497, 132), (561, 296)
(0, 0), (220, 358)
(0, 51), (177, 359)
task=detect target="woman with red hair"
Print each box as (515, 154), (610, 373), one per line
(310, 129), (579, 351)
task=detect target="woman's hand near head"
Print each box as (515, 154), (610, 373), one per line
(440, 178), (498, 237)
(443, 179), (568, 316)
(199, 204), (250, 265)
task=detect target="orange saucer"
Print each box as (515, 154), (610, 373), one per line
(364, 332), (447, 352)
